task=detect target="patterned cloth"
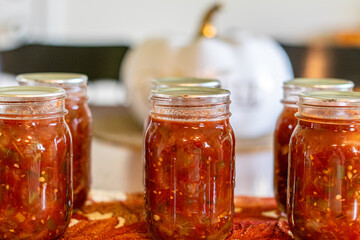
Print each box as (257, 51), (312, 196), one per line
(61, 190), (293, 240)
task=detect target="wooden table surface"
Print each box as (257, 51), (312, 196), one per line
(60, 190), (293, 240)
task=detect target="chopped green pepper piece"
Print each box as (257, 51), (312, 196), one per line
(47, 218), (56, 230)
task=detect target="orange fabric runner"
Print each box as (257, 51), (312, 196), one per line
(61, 193), (293, 240)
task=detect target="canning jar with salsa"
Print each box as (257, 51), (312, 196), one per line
(18, 73), (92, 208)
(288, 91), (360, 239)
(0, 86), (72, 239)
(145, 87), (235, 240)
(274, 78), (354, 214)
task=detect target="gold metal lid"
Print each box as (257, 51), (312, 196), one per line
(284, 78), (354, 89)
(151, 77), (221, 89)
(152, 86), (229, 98)
(151, 87), (230, 106)
(17, 72), (87, 86)
(0, 86), (66, 102)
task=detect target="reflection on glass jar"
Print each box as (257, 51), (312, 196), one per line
(17, 73), (92, 209)
(274, 78), (354, 214)
(145, 87), (235, 240)
(0, 86), (72, 240)
(288, 91), (360, 239)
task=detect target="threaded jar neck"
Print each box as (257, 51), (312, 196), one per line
(150, 87), (231, 121)
(0, 86), (67, 119)
(296, 91), (360, 123)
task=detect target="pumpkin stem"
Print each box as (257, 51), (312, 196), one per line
(198, 3), (222, 39)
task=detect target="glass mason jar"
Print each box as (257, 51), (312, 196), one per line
(0, 86), (72, 240)
(17, 73), (92, 209)
(288, 91), (360, 239)
(145, 87), (235, 240)
(274, 78), (354, 214)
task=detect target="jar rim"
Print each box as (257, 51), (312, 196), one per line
(17, 72), (88, 86)
(0, 86), (66, 102)
(151, 77), (221, 89)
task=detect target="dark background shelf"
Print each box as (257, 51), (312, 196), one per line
(1, 44), (359, 85)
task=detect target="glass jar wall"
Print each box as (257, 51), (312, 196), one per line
(17, 73), (92, 209)
(0, 86), (72, 239)
(145, 87), (235, 240)
(274, 78), (354, 214)
(288, 91), (360, 239)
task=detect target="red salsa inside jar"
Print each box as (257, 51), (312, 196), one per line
(65, 97), (92, 208)
(288, 91), (360, 240)
(0, 118), (72, 239)
(145, 117), (235, 240)
(289, 121), (360, 239)
(274, 106), (297, 213)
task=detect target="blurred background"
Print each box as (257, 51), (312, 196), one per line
(1, 0), (360, 196)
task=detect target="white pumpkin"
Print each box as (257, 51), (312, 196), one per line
(122, 5), (293, 139)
